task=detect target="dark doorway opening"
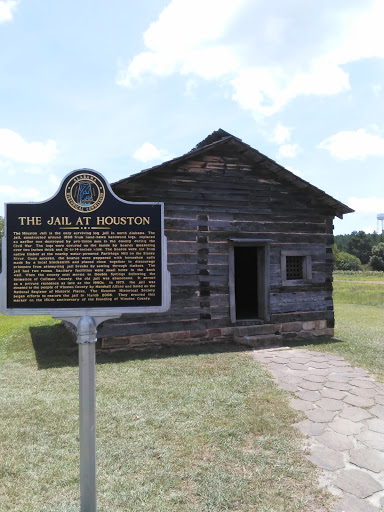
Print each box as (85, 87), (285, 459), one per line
(234, 246), (259, 319)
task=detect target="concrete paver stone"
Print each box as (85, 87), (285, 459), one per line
(349, 379), (376, 389)
(324, 354), (344, 361)
(294, 419), (325, 436)
(298, 380), (324, 391)
(287, 363), (307, 370)
(328, 360), (350, 367)
(268, 363), (288, 372)
(366, 418), (384, 433)
(284, 370), (308, 378)
(349, 387), (377, 399)
(356, 430), (384, 451)
(343, 394), (375, 408)
(326, 374), (351, 383)
(324, 381), (352, 391)
(329, 418), (363, 436)
(333, 495), (380, 512)
(278, 381), (299, 392)
(289, 398), (314, 412)
(316, 398), (344, 411)
(295, 390), (321, 402)
(269, 359), (290, 366)
(290, 357), (311, 364)
(303, 374), (328, 383)
(334, 469), (383, 498)
(306, 408), (337, 423)
(253, 348), (384, 510)
(321, 388), (348, 400)
(349, 448), (384, 473)
(339, 407), (372, 422)
(306, 445), (345, 471)
(309, 362), (330, 369)
(311, 368), (333, 375)
(370, 405), (384, 419)
(317, 431), (355, 451)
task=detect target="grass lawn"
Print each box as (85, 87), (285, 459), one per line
(333, 270), (384, 282)
(1, 272), (383, 511)
(0, 316), (330, 511)
(333, 281), (384, 308)
(296, 275), (384, 381)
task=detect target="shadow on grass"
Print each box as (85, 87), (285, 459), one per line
(30, 323), (78, 370)
(96, 341), (251, 366)
(30, 323), (250, 370)
(98, 336), (345, 366)
(286, 335), (345, 350)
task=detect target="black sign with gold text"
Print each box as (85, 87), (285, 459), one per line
(3, 170), (166, 312)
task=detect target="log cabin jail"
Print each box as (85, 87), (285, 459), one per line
(97, 129), (353, 350)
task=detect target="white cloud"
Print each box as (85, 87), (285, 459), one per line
(0, 185), (41, 202)
(117, 0), (384, 116)
(49, 174), (60, 186)
(347, 197), (384, 233)
(117, 0), (242, 86)
(23, 166), (43, 175)
(278, 143), (300, 158)
(0, 0), (18, 23)
(133, 142), (173, 163)
(273, 123), (291, 144)
(284, 165), (301, 177)
(0, 129), (58, 164)
(319, 129), (384, 160)
(348, 197), (384, 215)
(372, 84), (382, 96)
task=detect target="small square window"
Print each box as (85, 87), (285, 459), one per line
(281, 251), (312, 286)
(286, 256), (304, 280)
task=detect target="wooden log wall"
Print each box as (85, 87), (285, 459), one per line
(99, 150), (335, 346)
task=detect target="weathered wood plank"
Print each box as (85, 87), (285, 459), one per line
(168, 263), (229, 276)
(167, 253), (228, 264)
(270, 310), (334, 324)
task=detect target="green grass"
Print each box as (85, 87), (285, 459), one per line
(0, 316), (330, 511)
(333, 281), (384, 307)
(333, 270), (384, 281)
(297, 273), (384, 380)
(297, 303), (384, 381)
(2, 271), (383, 511)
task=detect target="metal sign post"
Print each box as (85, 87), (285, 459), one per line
(77, 316), (97, 512)
(0, 169), (171, 511)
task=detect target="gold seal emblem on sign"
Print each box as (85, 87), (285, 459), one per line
(65, 172), (105, 212)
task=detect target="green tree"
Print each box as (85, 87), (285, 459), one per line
(347, 231), (373, 264)
(369, 243), (384, 271)
(334, 234), (351, 253)
(334, 245), (362, 271)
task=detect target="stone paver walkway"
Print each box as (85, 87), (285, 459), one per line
(253, 348), (384, 511)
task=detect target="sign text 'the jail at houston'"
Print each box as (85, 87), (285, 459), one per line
(2, 169), (169, 315)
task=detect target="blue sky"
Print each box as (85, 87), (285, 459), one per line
(1, 0), (384, 235)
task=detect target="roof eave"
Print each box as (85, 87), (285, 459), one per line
(112, 134), (354, 217)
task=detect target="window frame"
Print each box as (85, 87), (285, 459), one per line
(281, 250), (312, 286)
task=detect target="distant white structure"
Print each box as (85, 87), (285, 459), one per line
(378, 213), (384, 234)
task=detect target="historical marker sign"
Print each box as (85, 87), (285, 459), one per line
(1, 169), (170, 316)
(1, 168), (171, 512)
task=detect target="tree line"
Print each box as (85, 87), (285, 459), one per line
(334, 231), (384, 271)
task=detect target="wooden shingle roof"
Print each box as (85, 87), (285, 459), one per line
(113, 129), (353, 219)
